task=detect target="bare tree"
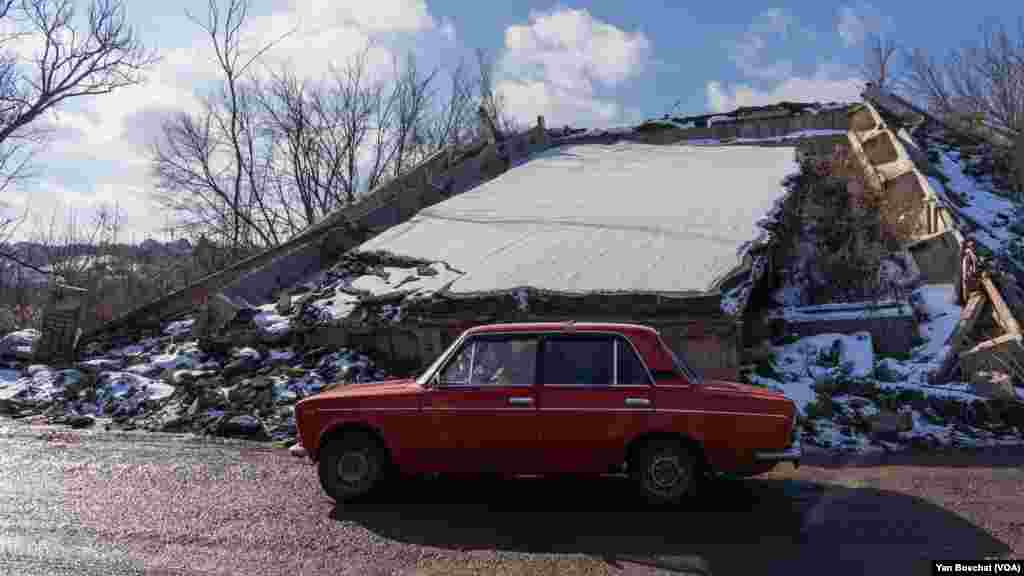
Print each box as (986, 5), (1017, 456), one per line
(152, 0), (294, 255)
(904, 20), (1024, 195)
(0, 0), (154, 270)
(328, 48), (382, 202)
(860, 32), (899, 90)
(388, 53), (436, 177)
(475, 48), (518, 136)
(154, 0), (511, 252)
(904, 21), (1023, 141)
(423, 59), (475, 152)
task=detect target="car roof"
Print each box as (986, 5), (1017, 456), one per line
(464, 322), (659, 337)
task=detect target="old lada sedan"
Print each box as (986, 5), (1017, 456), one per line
(295, 322), (800, 505)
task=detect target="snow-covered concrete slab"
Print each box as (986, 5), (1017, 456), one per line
(358, 142), (799, 295)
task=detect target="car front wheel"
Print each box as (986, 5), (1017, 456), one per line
(319, 431), (385, 502)
(630, 439), (698, 506)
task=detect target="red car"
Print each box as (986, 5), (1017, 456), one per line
(295, 322), (800, 505)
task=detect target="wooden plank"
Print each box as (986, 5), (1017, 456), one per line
(960, 332), (1022, 358)
(982, 274), (1022, 335)
(945, 292), (987, 347)
(932, 292), (987, 383)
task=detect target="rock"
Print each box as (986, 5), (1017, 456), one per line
(125, 363), (164, 378)
(997, 402), (1024, 429)
(194, 376), (224, 390)
(0, 329), (40, 360)
(68, 415), (95, 429)
(195, 387), (226, 410)
(77, 358), (124, 374)
(813, 377), (842, 395)
(276, 293), (292, 315)
(970, 371), (1018, 400)
(164, 318), (196, 337)
(868, 410), (914, 439)
(969, 400), (992, 427)
(160, 415), (190, 432)
(874, 358), (911, 383)
(222, 356), (260, 380)
(218, 414), (267, 439)
(247, 376), (272, 390)
(194, 294), (241, 338)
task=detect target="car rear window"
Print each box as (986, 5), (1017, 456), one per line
(542, 336), (614, 386)
(616, 337), (653, 385)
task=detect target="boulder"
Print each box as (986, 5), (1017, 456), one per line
(276, 293), (292, 315)
(875, 358), (912, 383)
(68, 414), (95, 429)
(77, 358), (124, 374)
(218, 414), (268, 439)
(970, 370), (1019, 400)
(868, 409), (914, 441)
(222, 356), (261, 380)
(192, 294), (241, 338)
(0, 329), (40, 360)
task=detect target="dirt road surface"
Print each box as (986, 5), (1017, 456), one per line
(1, 421), (1020, 575)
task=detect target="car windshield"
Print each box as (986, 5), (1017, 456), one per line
(660, 337), (701, 383)
(416, 335), (462, 385)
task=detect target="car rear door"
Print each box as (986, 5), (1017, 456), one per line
(536, 333), (654, 474)
(421, 333), (541, 474)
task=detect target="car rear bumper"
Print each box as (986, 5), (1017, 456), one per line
(753, 435), (802, 466)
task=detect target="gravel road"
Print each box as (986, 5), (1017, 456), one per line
(1, 421), (1020, 575)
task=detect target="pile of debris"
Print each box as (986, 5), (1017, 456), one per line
(0, 316), (387, 444)
(750, 283), (1024, 453)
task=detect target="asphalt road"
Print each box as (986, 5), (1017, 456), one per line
(0, 419), (1021, 575)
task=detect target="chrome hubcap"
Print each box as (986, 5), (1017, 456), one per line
(338, 452), (369, 485)
(650, 455), (685, 491)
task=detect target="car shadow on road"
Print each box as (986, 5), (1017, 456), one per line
(331, 474), (1011, 575)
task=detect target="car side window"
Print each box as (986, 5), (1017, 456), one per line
(617, 337), (653, 385)
(541, 336), (614, 386)
(439, 336), (538, 387)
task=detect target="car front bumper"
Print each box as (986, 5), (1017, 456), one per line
(753, 435), (802, 467)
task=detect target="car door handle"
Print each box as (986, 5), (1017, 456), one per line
(508, 397), (534, 406)
(624, 397), (651, 407)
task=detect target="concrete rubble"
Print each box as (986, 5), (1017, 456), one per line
(751, 285), (1024, 453)
(0, 312), (387, 446)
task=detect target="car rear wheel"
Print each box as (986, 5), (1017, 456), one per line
(630, 439), (698, 506)
(318, 431), (385, 502)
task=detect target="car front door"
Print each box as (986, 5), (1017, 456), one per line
(421, 334), (541, 475)
(537, 333), (654, 474)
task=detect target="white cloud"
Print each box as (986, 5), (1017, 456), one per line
(728, 9), (799, 81)
(706, 65), (863, 112)
(495, 7), (651, 128)
(837, 3), (885, 47)
(12, 0), (448, 242)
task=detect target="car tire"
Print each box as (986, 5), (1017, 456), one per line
(630, 439), (698, 506)
(318, 431), (386, 502)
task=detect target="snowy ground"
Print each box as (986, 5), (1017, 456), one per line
(752, 284), (1024, 453)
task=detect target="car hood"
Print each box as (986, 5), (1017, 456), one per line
(701, 379), (789, 401)
(308, 378), (422, 401)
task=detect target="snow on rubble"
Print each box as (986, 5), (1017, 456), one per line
(751, 284), (1024, 453)
(0, 315), (389, 445)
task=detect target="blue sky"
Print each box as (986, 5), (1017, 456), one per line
(4, 0), (1022, 243)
